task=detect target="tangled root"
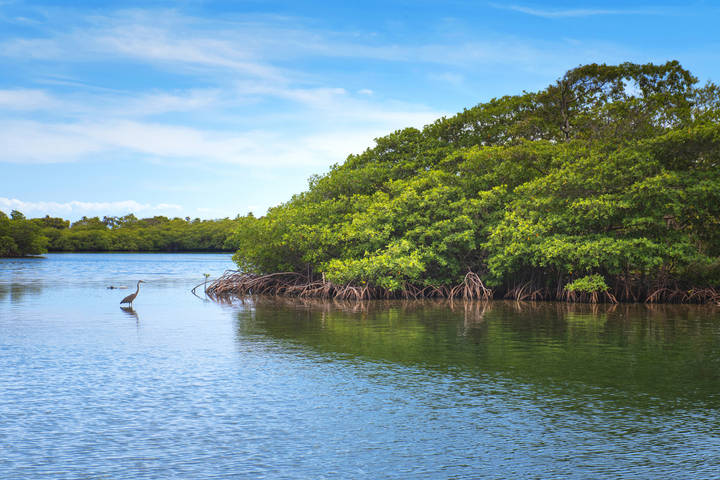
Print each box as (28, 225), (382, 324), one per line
(205, 270), (493, 301)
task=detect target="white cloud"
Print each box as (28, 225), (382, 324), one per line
(113, 89), (224, 116)
(15, 83), (427, 121)
(93, 24), (287, 81)
(0, 67), (443, 165)
(0, 10), (290, 83)
(0, 101), (441, 167)
(0, 87), (230, 119)
(0, 8), (632, 77)
(232, 83), (350, 109)
(0, 89), (58, 110)
(491, 4), (665, 18)
(0, 197), (181, 217)
(357, 89), (373, 95)
(0, 121), (103, 161)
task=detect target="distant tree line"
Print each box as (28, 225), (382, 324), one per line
(0, 210), (47, 257)
(227, 61), (720, 302)
(0, 211), (240, 256)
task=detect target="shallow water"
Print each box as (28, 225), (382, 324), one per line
(1, 253), (720, 478)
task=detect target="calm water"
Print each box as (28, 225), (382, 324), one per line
(1, 254), (720, 479)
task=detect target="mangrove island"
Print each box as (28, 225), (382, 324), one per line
(212, 61), (720, 304)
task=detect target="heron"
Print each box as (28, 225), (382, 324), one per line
(120, 280), (145, 307)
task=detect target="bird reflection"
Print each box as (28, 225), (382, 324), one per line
(120, 305), (139, 322)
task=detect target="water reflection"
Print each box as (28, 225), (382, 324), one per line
(0, 282), (44, 303)
(234, 299), (720, 405)
(120, 305), (139, 322)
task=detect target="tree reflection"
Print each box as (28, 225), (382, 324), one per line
(233, 299), (720, 404)
(0, 282), (44, 303)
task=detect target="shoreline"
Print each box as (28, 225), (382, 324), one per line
(206, 270), (720, 305)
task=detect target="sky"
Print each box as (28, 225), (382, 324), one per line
(1, 0), (719, 221)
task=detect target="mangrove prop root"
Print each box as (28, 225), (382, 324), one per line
(206, 270), (494, 301)
(205, 270), (718, 304)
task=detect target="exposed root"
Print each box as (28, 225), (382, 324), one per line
(207, 270), (494, 301)
(505, 281), (545, 302)
(450, 271), (494, 300)
(206, 269), (717, 304)
(687, 287), (720, 304)
(562, 287), (618, 304)
(645, 287), (689, 304)
(206, 270), (310, 297)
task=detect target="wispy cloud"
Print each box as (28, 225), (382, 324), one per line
(0, 9), (451, 170)
(0, 7), (629, 78)
(0, 87), (230, 118)
(0, 120), (102, 160)
(0, 10), (298, 82)
(491, 4), (666, 18)
(0, 197), (181, 217)
(0, 106), (441, 167)
(0, 82), (442, 167)
(0, 89), (59, 110)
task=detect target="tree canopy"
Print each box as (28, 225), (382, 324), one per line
(0, 213), (241, 256)
(0, 210), (48, 257)
(228, 61), (720, 302)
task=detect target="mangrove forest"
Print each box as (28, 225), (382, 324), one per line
(217, 61), (720, 303)
(0, 211), (240, 255)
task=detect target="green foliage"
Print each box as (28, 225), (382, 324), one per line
(565, 275), (609, 294)
(0, 236), (19, 257)
(324, 240), (426, 291)
(0, 211), (242, 255)
(227, 61), (720, 299)
(0, 210), (47, 257)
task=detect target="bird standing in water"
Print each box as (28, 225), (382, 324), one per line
(120, 280), (145, 307)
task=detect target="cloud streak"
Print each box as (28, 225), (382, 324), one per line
(0, 7), (632, 78)
(0, 197), (181, 217)
(0, 114), (439, 167)
(0, 89), (59, 110)
(491, 4), (666, 18)
(0, 82), (443, 167)
(0, 12), (288, 82)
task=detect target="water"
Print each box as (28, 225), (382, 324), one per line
(1, 254), (720, 479)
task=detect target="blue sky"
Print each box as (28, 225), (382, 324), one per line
(1, 0), (719, 220)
